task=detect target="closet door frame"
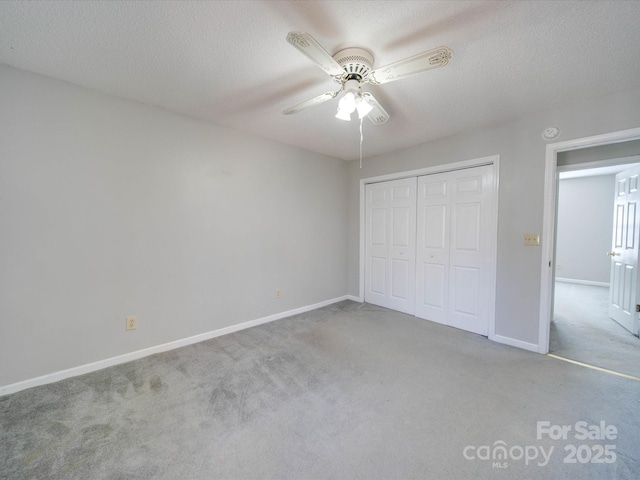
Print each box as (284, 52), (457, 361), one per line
(358, 155), (499, 340)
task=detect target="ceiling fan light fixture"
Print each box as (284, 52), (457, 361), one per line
(335, 78), (362, 120)
(335, 107), (352, 121)
(356, 95), (374, 118)
(338, 91), (356, 113)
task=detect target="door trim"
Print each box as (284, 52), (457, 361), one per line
(358, 155), (500, 339)
(539, 127), (640, 353)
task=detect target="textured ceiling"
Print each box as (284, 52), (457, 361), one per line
(1, 1), (640, 161)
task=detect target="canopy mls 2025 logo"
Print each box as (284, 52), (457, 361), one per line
(463, 420), (617, 469)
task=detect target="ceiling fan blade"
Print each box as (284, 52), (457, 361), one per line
(283, 90), (340, 115)
(286, 31), (345, 78)
(361, 93), (389, 125)
(368, 46), (453, 85)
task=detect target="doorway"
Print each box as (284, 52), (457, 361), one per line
(550, 160), (640, 377)
(540, 129), (640, 374)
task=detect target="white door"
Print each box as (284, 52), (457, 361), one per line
(414, 174), (449, 325)
(415, 165), (494, 335)
(608, 166), (640, 335)
(365, 178), (417, 314)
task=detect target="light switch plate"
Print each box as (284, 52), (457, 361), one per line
(524, 233), (540, 246)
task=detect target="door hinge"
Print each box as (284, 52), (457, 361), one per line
(636, 304), (640, 313)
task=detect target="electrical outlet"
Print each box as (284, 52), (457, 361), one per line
(126, 316), (137, 331)
(524, 233), (540, 246)
(275, 289), (281, 299)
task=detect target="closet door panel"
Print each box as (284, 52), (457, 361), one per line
(447, 166), (493, 335)
(365, 178), (417, 314)
(415, 174), (449, 324)
(416, 165), (494, 335)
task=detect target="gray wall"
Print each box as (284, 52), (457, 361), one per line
(348, 86), (640, 346)
(556, 175), (615, 283)
(3, 61), (640, 386)
(0, 66), (349, 387)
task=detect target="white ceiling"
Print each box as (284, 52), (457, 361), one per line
(1, 1), (640, 161)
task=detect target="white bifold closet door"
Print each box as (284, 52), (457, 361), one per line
(365, 164), (495, 336)
(415, 165), (493, 335)
(364, 177), (417, 314)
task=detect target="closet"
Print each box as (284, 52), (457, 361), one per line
(364, 164), (496, 335)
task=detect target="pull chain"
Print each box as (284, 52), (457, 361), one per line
(359, 116), (364, 169)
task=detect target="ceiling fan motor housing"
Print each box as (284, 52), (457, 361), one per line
(333, 48), (374, 82)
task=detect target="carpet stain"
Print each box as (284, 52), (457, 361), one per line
(121, 366), (146, 393)
(47, 421), (71, 437)
(208, 371), (239, 420)
(23, 450), (41, 464)
(81, 423), (113, 440)
(149, 375), (163, 392)
(176, 362), (190, 377)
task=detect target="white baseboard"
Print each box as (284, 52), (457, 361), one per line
(0, 295), (355, 397)
(555, 277), (609, 288)
(345, 294), (362, 302)
(491, 334), (540, 353)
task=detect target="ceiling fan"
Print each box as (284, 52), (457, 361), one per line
(283, 31), (453, 124)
